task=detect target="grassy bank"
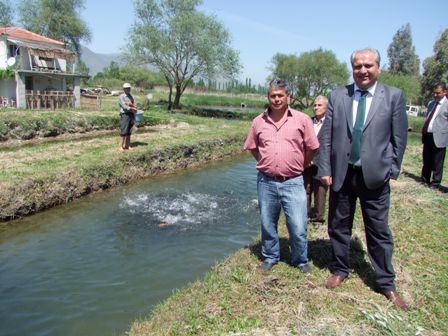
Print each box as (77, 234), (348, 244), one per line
(0, 107), (252, 221)
(0, 92), (265, 143)
(128, 132), (447, 336)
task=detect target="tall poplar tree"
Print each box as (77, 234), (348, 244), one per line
(18, 0), (91, 58)
(387, 23), (420, 76)
(421, 28), (448, 103)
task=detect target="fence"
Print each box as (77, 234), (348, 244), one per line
(26, 90), (75, 110)
(80, 94), (101, 110)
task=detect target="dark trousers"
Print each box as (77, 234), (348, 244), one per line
(304, 165), (328, 221)
(421, 133), (446, 186)
(328, 165), (395, 291)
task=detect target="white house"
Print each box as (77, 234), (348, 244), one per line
(0, 26), (84, 109)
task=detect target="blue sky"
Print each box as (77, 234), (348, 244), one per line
(32, 1), (448, 85)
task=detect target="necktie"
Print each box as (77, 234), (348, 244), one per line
(422, 102), (438, 134)
(350, 90), (369, 163)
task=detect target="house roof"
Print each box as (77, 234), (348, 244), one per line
(0, 26), (66, 46)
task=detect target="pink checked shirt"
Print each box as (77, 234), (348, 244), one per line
(244, 107), (319, 177)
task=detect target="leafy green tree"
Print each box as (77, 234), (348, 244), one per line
(421, 28), (448, 103)
(379, 72), (421, 104)
(119, 65), (165, 89)
(103, 61), (121, 79)
(18, 0), (91, 57)
(387, 23), (420, 76)
(0, 0), (14, 26)
(269, 53), (300, 94)
(270, 48), (349, 108)
(128, 0), (241, 109)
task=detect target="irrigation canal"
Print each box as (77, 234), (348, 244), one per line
(0, 155), (260, 336)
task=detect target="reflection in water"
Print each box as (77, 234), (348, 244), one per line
(0, 155), (259, 336)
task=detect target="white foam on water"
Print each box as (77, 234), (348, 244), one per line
(121, 191), (224, 229)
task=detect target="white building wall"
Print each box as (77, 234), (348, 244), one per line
(0, 40), (7, 69)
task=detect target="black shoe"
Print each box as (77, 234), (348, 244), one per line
(298, 263), (312, 274)
(260, 260), (276, 271)
(429, 183), (440, 189)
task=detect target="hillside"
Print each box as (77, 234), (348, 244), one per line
(80, 45), (122, 76)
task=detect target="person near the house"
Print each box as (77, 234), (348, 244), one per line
(118, 83), (138, 151)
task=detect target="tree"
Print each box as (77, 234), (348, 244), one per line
(379, 72), (421, 105)
(421, 29), (448, 103)
(18, 0), (91, 58)
(0, 0), (14, 26)
(128, 0), (241, 110)
(270, 48), (349, 108)
(387, 23), (420, 76)
(103, 61), (121, 79)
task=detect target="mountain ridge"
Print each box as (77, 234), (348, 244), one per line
(80, 45), (123, 76)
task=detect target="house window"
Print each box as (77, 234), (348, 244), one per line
(33, 56), (59, 70)
(8, 44), (19, 58)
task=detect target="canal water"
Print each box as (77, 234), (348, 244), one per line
(0, 155), (259, 336)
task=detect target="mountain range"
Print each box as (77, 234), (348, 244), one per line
(80, 45), (123, 76)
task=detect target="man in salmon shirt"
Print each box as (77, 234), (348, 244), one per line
(244, 78), (319, 273)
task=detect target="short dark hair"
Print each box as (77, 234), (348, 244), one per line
(268, 78), (290, 95)
(435, 82), (447, 91)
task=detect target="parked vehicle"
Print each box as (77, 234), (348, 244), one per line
(406, 105), (420, 116)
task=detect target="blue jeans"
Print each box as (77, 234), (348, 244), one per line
(257, 171), (308, 267)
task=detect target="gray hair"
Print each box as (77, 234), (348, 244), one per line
(314, 95), (328, 104)
(268, 78), (291, 95)
(350, 48), (381, 67)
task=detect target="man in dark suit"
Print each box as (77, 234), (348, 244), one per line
(421, 82), (448, 189)
(317, 48), (409, 310)
(304, 95), (328, 224)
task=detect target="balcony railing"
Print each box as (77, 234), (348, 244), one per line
(26, 90), (75, 109)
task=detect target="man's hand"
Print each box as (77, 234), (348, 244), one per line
(129, 103), (138, 113)
(320, 176), (332, 186)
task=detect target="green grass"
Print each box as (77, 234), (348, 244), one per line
(127, 130), (448, 336)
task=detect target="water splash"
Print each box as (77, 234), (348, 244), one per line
(121, 191), (225, 230)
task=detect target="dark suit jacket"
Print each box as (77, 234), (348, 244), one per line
(317, 82), (408, 191)
(310, 116), (324, 180)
